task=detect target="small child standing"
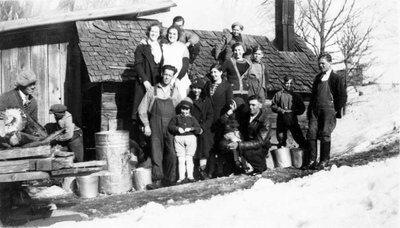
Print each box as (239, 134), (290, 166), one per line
(168, 97), (202, 183)
(221, 119), (245, 169)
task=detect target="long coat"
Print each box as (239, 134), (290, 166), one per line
(204, 79), (233, 142)
(131, 42), (161, 119)
(189, 94), (214, 159)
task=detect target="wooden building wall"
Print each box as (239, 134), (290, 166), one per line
(0, 23), (81, 126)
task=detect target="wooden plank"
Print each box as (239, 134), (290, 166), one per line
(0, 2), (176, 33)
(35, 158), (53, 171)
(0, 159), (35, 174)
(72, 160), (106, 168)
(52, 156), (74, 170)
(47, 43), (61, 122)
(18, 46), (31, 71)
(31, 44), (48, 125)
(0, 171), (49, 182)
(51, 166), (104, 177)
(59, 43), (68, 105)
(0, 145), (51, 160)
(1, 48), (18, 92)
(54, 151), (74, 157)
(0, 49), (2, 94)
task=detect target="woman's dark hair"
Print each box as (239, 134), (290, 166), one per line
(231, 42), (245, 52)
(209, 63), (223, 72)
(252, 46), (263, 54)
(145, 22), (162, 38)
(166, 25), (182, 42)
(173, 16), (185, 25)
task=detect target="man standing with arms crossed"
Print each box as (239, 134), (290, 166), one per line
(302, 53), (347, 170)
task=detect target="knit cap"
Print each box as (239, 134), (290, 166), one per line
(180, 97), (193, 109)
(15, 70), (37, 87)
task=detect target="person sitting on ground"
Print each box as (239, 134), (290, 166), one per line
(45, 104), (84, 162)
(271, 75), (307, 149)
(227, 95), (272, 174)
(168, 97), (202, 184)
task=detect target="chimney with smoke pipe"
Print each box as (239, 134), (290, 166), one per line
(275, 0), (295, 51)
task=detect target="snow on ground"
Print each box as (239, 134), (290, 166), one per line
(47, 157), (399, 228)
(331, 84), (400, 156)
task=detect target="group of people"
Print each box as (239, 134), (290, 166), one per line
(132, 16), (347, 189)
(0, 16), (347, 191)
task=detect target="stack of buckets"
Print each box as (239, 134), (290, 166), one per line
(270, 147), (304, 168)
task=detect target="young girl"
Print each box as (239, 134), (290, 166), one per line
(168, 97), (202, 183)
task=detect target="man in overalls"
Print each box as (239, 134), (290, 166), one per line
(138, 65), (181, 189)
(303, 53), (347, 170)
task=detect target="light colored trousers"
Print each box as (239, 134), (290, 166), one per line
(174, 135), (197, 180)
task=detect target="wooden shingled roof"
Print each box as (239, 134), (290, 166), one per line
(77, 19), (319, 93)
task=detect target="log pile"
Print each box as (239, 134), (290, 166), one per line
(0, 145), (106, 182)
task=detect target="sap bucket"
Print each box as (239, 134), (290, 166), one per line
(290, 148), (304, 168)
(96, 130), (133, 194)
(76, 175), (99, 198)
(132, 168), (152, 191)
(271, 147), (292, 168)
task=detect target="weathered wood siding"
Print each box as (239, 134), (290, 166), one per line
(0, 24), (79, 126)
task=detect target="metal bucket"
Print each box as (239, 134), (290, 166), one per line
(132, 167), (152, 191)
(271, 147), (292, 168)
(95, 130), (132, 194)
(76, 175), (99, 198)
(290, 148), (304, 168)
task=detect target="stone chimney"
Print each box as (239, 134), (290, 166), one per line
(275, 0), (295, 51)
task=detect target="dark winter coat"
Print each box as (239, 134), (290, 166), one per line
(0, 89), (38, 121)
(204, 79), (233, 126)
(168, 114), (202, 136)
(190, 94), (214, 159)
(308, 71), (347, 119)
(132, 42), (161, 119)
(271, 89), (305, 126)
(238, 109), (271, 154)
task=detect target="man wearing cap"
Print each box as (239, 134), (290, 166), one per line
(227, 95), (271, 174)
(0, 70), (38, 121)
(138, 65), (182, 189)
(45, 104), (84, 162)
(214, 22), (252, 62)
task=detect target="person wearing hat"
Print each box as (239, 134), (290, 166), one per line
(271, 75), (307, 150)
(0, 70), (38, 122)
(214, 22), (252, 62)
(138, 65), (182, 189)
(45, 104), (84, 162)
(168, 97), (202, 183)
(187, 78), (214, 180)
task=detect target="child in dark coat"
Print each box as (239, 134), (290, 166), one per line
(271, 75), (307, 149)
(168, 97), (202, 183)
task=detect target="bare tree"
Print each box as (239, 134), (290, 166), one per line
(295, 0), (356, 56)
(336, 19), (374, 85)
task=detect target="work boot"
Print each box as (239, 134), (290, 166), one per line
(301, 140), (318, 170)
(146, 180), (163, 190)
(316, 141), (331, 170)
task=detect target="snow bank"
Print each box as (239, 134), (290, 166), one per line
(332, 84), (400, 156)
(48, 157), (400, 228)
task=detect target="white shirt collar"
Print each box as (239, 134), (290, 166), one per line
(321, 68), (332, 81)
(18, 90), (29, 105)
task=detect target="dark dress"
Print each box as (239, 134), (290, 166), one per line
(189, 93), (214, 159)
(132, 41), (161, 120)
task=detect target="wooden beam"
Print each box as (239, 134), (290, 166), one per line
(0, 1), (176, 33)
(72, 160), (106, 168)
(0, 171), (49, 182)
(0, 145), (51, 160)
(0, 160), (36, 174)
(51, 167), (104, 177)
